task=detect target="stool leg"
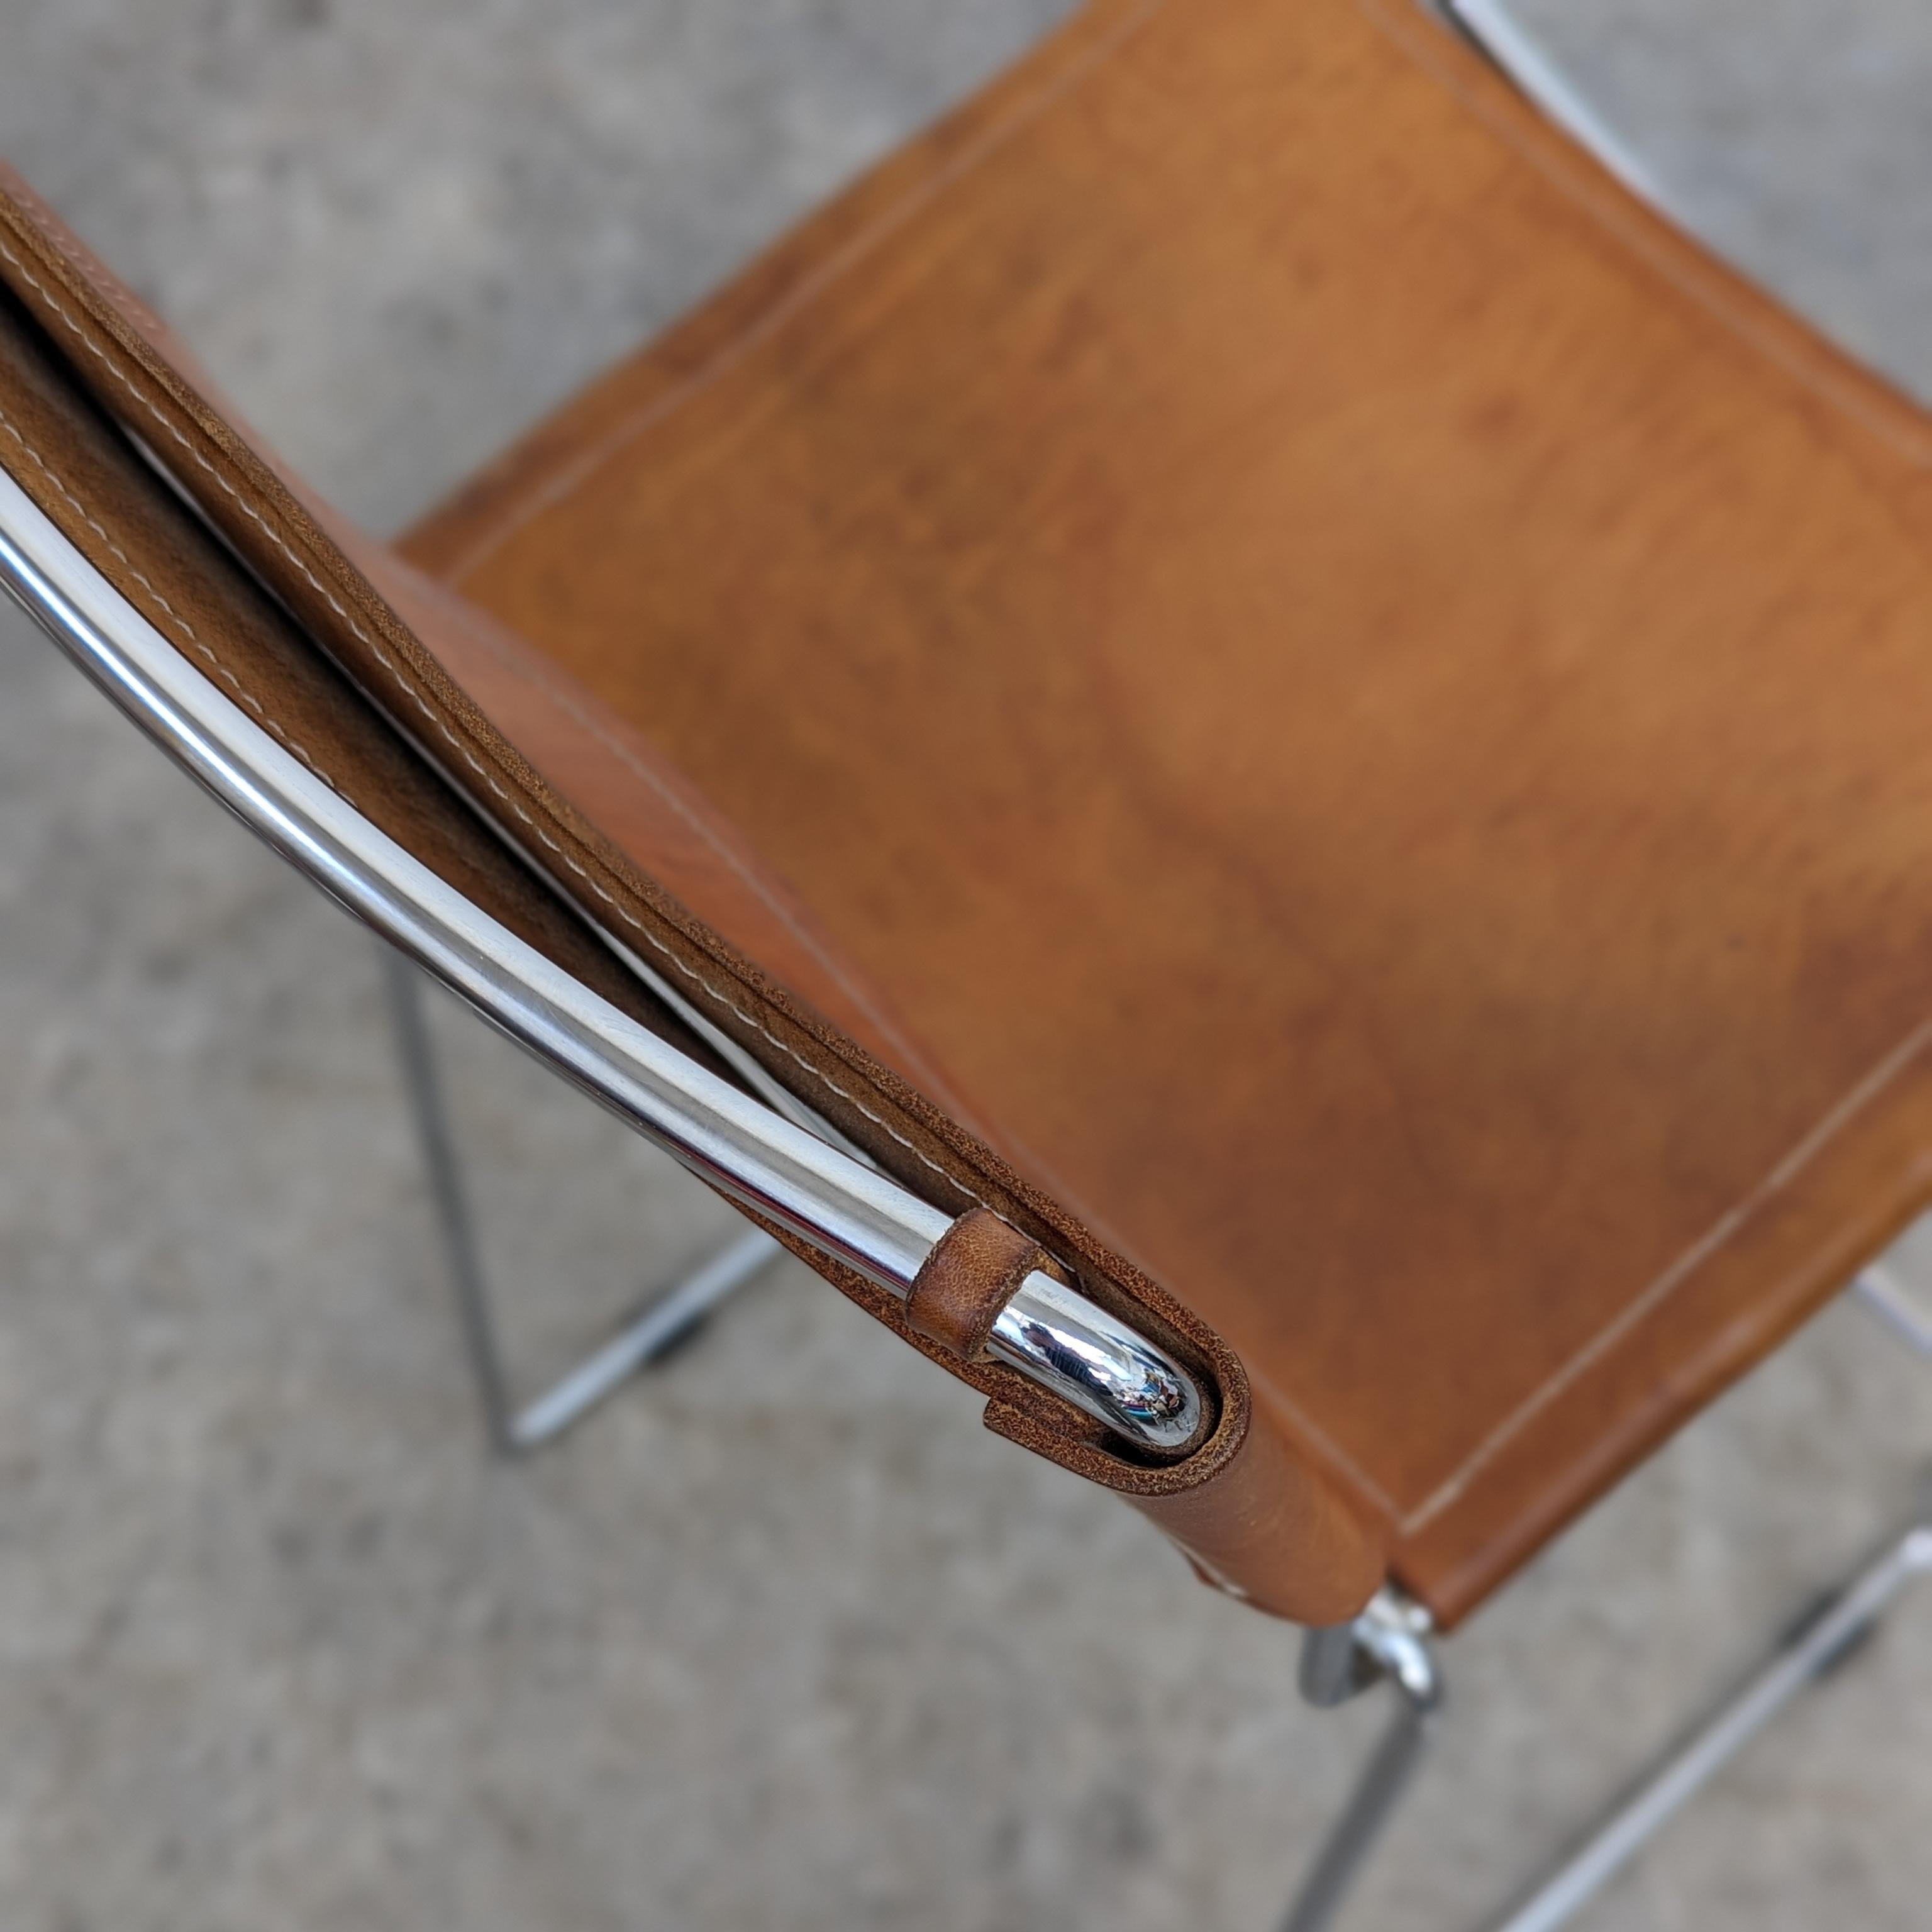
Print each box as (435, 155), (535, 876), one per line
(1283, 1591), (1443, 1932)
(1283, 1269), (1932, 1932)
(1855, 1263), (1932, 1360)
(380, 943), (515, 1452)
(379, 943), (782, 1453)
(1478, 1509), (1932, 1932)
(505, 1225), (779, 1449)
(1479, 1284), (1932, 1929)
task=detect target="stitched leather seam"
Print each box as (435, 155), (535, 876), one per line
(1246, 1365), (1402, 1521)
(421, 584), (978, 1119)
(1358, 0), (1932, 469)
(1397, 1010), (1932, 1536)
(0, 399), (347, 798)
(429, 597), (1169, 1246)
(0, 230), (997, 1224)
(0, 172), (154, 323)
(436, 0), (1169, 588)
(0, 168), (960, 1092)
(434, 596), (1171, 1255)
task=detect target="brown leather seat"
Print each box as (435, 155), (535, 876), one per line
(7, 0), (1932, 1634)
(392, 0), (1932, 1625)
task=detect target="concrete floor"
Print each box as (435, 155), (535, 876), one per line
(1, 4), (1930, 1928)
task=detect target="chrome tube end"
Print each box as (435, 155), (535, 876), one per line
(987, 1270), (1209, 1457)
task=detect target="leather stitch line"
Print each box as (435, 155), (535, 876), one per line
(0, 229), (994, 1221)
(436, 0), (1169, 587)
(438, 586), (1188, 1269)
(0, 399), (344, 796)
(1246, 1365), (1402, 1520)
(1356, 0), (1932, 1531)
(1359, 0), (1932, 469)
(410, 595), (1175, 1250)
(419, 583), (979, 1118)
(0, 172), (148, 319)
(1396, 1011), (1932, 1535)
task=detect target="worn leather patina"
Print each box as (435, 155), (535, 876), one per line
(11, 0), (1932, 1628)
(401, 0), (1932, 1623)
(0, 140), (1378, 1630)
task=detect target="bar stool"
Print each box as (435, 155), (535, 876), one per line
(2, 2), (1931, 1923)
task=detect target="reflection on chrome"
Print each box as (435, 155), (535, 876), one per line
(991, 1272), (1205, 1452)
(0, 461), (1209, 1458)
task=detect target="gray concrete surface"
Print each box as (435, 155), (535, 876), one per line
(1, 4), (1930, 1928)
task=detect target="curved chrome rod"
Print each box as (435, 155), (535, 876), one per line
(1484, 1519), (1932, 1932)
(0, 464), (1204, 1455)
(1285, 1590), (1443, 1932)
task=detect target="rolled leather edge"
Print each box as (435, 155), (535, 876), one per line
(987, 1384), (1385, 1627)
(757, 1214), (1384, 1626)
(0, 161), (1389, 1624)
(1119, 1409), (1388, 1626)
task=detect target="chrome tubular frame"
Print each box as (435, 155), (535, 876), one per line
(0, 462), (1205, 1458)
(1855, 1262), (1932, 1360)
(1272, 19), (1932, 1932)
(1284, 1590), (1443, 1932)
(1484, 1506), (1932, 1932)
(1284, 1477), (1932, 1932)
(380, 945), (785, 1452)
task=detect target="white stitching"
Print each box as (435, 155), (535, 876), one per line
(1396, 1011), (1932, 1535)
(0, 229), (988, 1214)
(416, 581), (978, 1113)
(435, 0), (1170, 588)
(1357, 0), (1932, 470)
(0, 172), (147, 319)
(0, 399), (345, 796)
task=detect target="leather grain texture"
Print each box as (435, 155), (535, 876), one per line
(905, 1207), (1049, 1361)
(0, 158), (1384, 1628)
(401, 0), (1932, 1624)
(0, 292), (776, 1108)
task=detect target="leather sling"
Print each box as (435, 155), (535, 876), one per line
(0, 162), (1386, 1628)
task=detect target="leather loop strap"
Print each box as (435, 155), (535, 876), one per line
(905, 1208), (1045, 1361)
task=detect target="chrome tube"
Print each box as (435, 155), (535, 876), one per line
(1284, 1591), (1443, 1932)
(1484, 1519), (1932, 1932)
(509, 1227), (786, 1449)
(1855, 1262), (1932, 1360)
(0, 464), (1204, 1455)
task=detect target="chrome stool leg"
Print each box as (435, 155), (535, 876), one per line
(1474, 1280), (1932, 1931)
(381, 942), (516, 1451)
(1480, 1506), (1932, 1932)
(505, 1225), (779, 1450)
(1283, 1589), (1443, 1932)
(379, 944), (780, 1453)
(1855, 1262), (1932, 1360)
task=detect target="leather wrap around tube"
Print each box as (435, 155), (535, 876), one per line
(906, 1208), (1045, 1360)
(0, 160), (1385, 1626)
